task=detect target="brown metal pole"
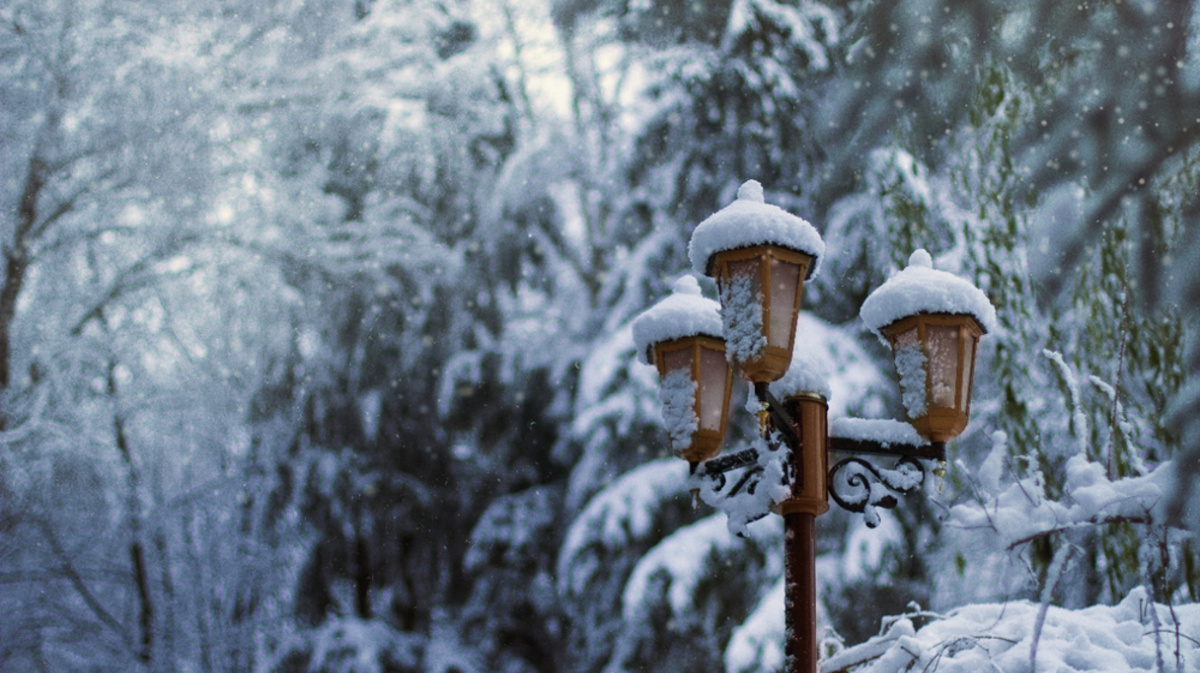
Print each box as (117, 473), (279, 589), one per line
(784, 511), (818, 673)
(778, 393), (828, 673)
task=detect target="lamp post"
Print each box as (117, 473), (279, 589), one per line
(632, 181), (997, 673)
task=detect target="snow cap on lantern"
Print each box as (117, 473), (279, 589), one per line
(860, 249), (996, 443)
(687, 180), (825, 278)
(859, 249), (997, 341)
(687, 180), (826, 383)
(631, 275), (723, 364)
(632, 275), (733, 463)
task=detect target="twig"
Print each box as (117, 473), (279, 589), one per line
(1157, 526), (1183, 672)
(1142, 630), (1200, 648)
(1005, 514), (1152, 551)
(33, 517), (131, 647)
(1109, 281), (1131, 479)
(1030, 544), (1074, 672)
(1144, 572), (1166, 673)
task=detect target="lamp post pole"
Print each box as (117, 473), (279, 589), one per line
(632, 180), (996, 673)
(779, 391), (824, 673)
(785, 509), (817, 673)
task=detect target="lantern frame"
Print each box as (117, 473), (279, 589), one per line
(880, 312), (985, 443)
(651, 335), (734, 463)
(709, 244), (814, 383)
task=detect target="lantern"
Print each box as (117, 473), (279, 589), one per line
(632, 276), (734, 462)
(859, 250), (997, 443)
(688, 180), (825, 383)
(880, 313), (985, 442)
(650, 336), (733, 462)
(709, 245), (812, 382)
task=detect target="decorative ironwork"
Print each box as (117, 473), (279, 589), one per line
(702, 447), (759, 476)
(693, 399), (945, 530)
(690, 431), (792, 534)
(827, 456), (926, 527)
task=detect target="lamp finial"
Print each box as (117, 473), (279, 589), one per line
(737, 180), (764, 203)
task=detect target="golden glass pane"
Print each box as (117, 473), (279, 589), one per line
(698, 345), (728, 432)
(893, 326), (919, 350)
(661, 347), (692, 375)
(726, 257), (761, 282)
(767, 256), (801, 348)
(926, 325), (959, 409)
(960, 333), (976, 412)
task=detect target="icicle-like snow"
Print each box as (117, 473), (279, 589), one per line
(720, 272), (767, 365)
(659, 368), (699, 452)
(894, 343), (928, 418)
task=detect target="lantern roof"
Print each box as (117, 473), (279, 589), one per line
(688, 180), (825, 278)
(859, 249), (998, 340)
(631, 275), (724, 364)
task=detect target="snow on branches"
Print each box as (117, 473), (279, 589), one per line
(949, 454), (1173, 551)
(820, 588), (1199, 673)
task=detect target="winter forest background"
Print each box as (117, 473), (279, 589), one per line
(3, 0), (1200, 671)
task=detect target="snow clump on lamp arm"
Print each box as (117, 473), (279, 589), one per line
(859, 249), (998, 342)
(687, 179), (826, 277)
(631, 274), (723, 363)
(829, 417), (928, 447)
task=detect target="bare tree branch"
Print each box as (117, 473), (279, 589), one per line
(32, 517), (131, 648)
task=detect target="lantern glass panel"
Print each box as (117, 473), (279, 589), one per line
(893, 326), (919, 350)
(661, 347), (692, 375)
(698, 346), (728, 432)
(728, 257), (761, 277)
(927, 325), (959, 409)
(959, 332), (976, 411)
(767, 256), (801, 347)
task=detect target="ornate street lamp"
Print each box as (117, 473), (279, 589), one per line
(632, 275), (734, 463)
(632, 181), (995, 673)
(688, 180), (825, 383)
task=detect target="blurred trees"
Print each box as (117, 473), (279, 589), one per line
(0, 1), (290, 669)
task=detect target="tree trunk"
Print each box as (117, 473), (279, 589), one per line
(0, 154), (46, 426)
(110, 361), (154, 665)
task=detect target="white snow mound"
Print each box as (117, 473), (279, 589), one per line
(860, 248), (998, 339)
(830, 417), (928, 447)
(688, 180), (825, 278)
(768, 317), (833, 400)
(631, 275), (724, 363)
(821, 587), (1200, 673)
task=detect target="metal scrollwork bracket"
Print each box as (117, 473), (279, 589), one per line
(697, 446), (760, 492)
(692, 399), (948, 531)
(826, 437), (945, 528)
